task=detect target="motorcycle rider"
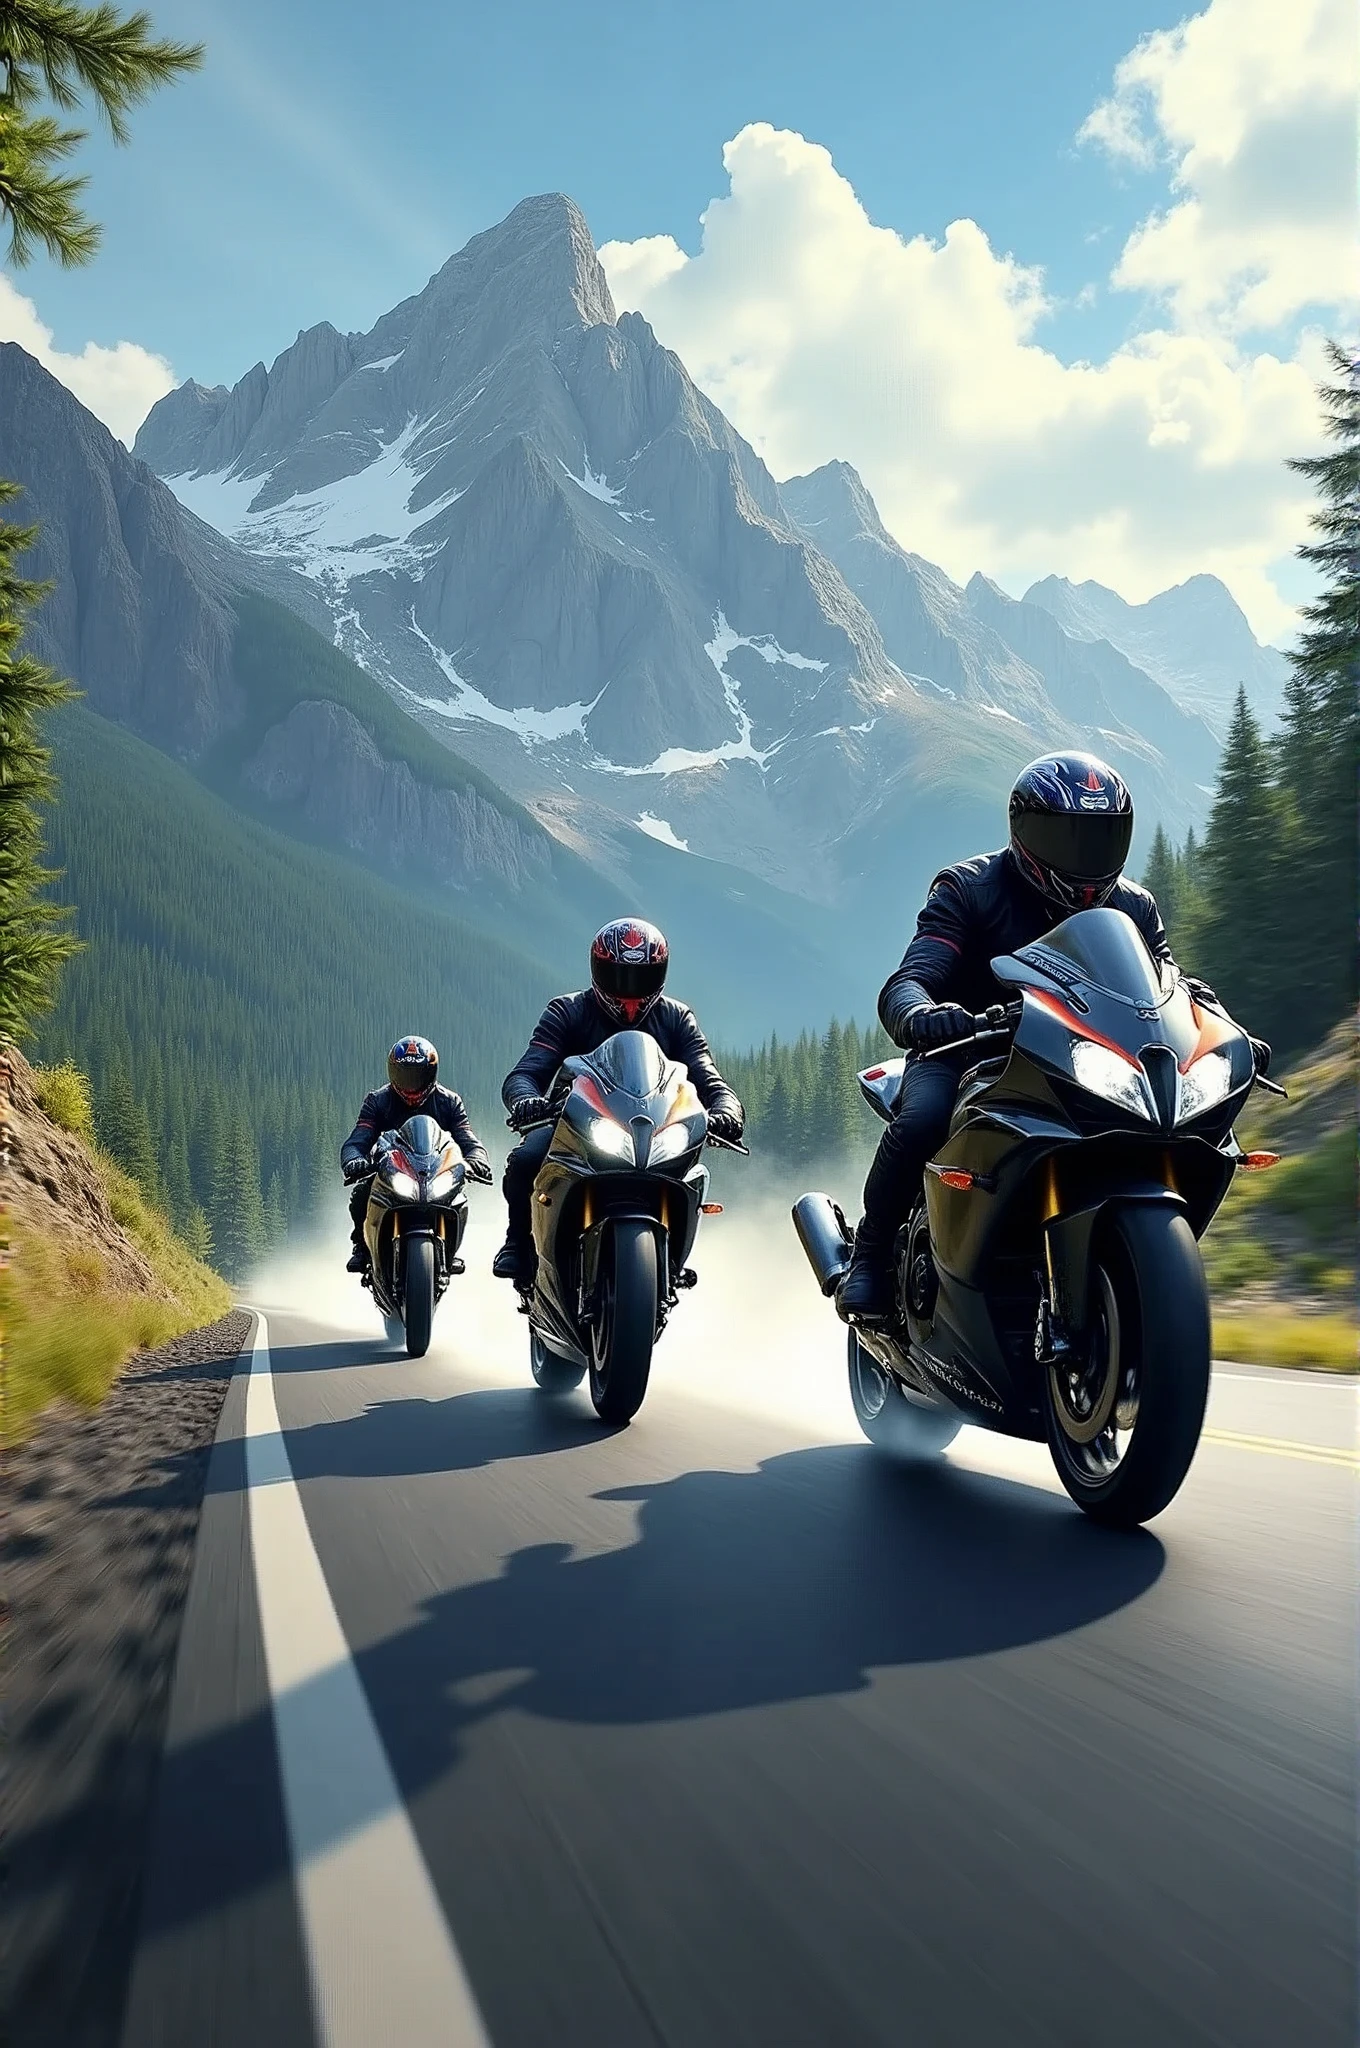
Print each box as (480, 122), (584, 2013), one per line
(341, 1035), (492, 1273)
(837, 751), (1262, 1320)
(492, 918), (745, 1282)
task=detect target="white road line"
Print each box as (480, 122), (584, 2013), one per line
(245, 1314), (491, 2048)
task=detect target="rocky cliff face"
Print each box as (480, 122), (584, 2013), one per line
(1, 344), (240, 760)
(0, 346), (576, 902)
(134, 194), (1240, 892)
(242, 699), (555, 893)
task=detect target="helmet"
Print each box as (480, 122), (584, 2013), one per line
(387, 1035), (439, 1105)
(590, 918), (669, 1025)
(1008, 753), (1134, 913)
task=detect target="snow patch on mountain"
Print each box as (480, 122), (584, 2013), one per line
(636, 812), (691, 852)
(405, 612), (604, 742)
(558, 457), (632, 518)
(165, 416), (462, 586)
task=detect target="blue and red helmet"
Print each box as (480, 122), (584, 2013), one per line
(388, 1035), (438, 1105)
(590, 918), (669, 1025)
(1009, 753), (1134, 913)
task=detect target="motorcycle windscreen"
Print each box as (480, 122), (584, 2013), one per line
(398, 1113), (447, 1167)
(589, 1029), (668, 1101)
(1008, 907), (1172, 1009)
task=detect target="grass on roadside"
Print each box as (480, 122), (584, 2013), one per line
(3, 1148), (230, 1442)
(1212, 1307), (1356, 1373)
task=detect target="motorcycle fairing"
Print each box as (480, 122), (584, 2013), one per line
(363, 1117), (470, 1320)
(848, 908), (1251, 1435)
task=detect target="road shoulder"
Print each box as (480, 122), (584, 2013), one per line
(5, 1308), (252, 2048)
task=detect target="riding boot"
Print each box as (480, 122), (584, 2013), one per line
(836, 1221), (894, 1320)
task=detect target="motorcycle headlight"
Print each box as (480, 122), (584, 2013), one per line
(649, 1122), (695, 1165)
(587, 1117), (635, 1164)
(1178, 1049), (1233, 1121)
(386, 1169), (420, 1199)
(427, 1169), (455, 1200)
(1070, 1039), (1154, 1121)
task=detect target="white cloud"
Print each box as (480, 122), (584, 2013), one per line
(600, 2), (1355, 646)
(0, 274), (175, 444)
(1081, 0), (1357, 332)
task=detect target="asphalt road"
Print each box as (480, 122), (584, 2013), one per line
(121, 1222), (1357, 2048)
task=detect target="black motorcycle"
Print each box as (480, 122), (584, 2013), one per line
(360, 1115), (488, 1357)
(510, 1029), (744, 1423)
(793, 907), (1280, 1526)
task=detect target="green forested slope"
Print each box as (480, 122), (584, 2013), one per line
(34, 706), (553, 1268)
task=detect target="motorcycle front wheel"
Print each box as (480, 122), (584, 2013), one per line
(403, 1236), (436, 1359)
(847, 1330), (961, 1456)
(588, 1219), (657, 1424)
(1045, 1202), (1210, 1527)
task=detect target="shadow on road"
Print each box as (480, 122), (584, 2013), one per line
(81, 1436), (1165, 1939)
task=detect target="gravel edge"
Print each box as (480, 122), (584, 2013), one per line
(4, 1308), (253, 2048)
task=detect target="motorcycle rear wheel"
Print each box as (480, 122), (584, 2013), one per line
(847, 1330), (961, 1456)
(1045, 1202), (1210, 1527)
(530, 1330), (585, 1395)
(588, 1219), (657, 1424)
(403, 1236), (436, 1359)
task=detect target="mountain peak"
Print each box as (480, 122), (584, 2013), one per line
(780, 460), (888, 548)
(423, 190), (615, 336)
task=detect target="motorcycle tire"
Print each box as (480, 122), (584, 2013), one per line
(847, 1329), (961, 1455)
(588, 1219), (657, 1424)
(403, 1236), (436, 1360)
(530, 1330), (585, 1395)
(1045, 1202), (1210, 1527)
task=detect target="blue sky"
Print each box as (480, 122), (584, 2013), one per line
(26, 0), (1193, 384)
(8, 0), (1351, 638)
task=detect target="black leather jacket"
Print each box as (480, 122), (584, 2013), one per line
(502, 991), (743, 1123)
(340, 1083), (489, 1173)
(880, 850), (1176, 1046)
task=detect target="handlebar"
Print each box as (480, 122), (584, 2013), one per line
(919, 1001), (1023, 1059)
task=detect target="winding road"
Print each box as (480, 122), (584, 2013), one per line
(120, 1211), (1356, 2048)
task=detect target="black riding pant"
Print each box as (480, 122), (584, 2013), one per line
(502, 1125), (554, 1242)
(858, 1053), (966, 1250)
(348, 1176), (373, 1248)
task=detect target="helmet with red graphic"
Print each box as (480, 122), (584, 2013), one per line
(1008, 752), (1134, 914)
(590, 918), (669, 1026)
(387, 1034), (439, 1106)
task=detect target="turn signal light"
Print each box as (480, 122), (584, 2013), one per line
(1239, 1152), (1282, 1171)
(701, 1202), (724, 1215)
(937, 1170), (976, 1191)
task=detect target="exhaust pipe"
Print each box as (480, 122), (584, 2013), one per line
(792, 1193), (854, 1297)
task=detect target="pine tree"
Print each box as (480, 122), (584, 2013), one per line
(1197, 689), (1284, 1040)
(0, 485), (79, 1037)
(263, 1170), (287, 1250)
(182, 1202), (214, 1266)
(99, 1059), (157, 1197)
(0, 0), (203, 267)
(213, 1121), (265, 1279)
(1280, 340), (1360, 1025)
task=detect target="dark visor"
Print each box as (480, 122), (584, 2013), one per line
(597, 958), (667, 1000)
(1020, 808), (1133, 883)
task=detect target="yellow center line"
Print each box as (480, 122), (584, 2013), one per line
(1201, 1427), (1358, 1470)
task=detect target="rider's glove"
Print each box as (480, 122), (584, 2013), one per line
(1249, 1035), (1272, 1075)
(467, 1154), (495, 1183)
(508, 1094), (553, 1132)
(341, 1154), (373, 1184)
(1183, 974), (1219, 1007)
(707, 1109), (745, 1145)
(904, 1002), (975, 1050)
